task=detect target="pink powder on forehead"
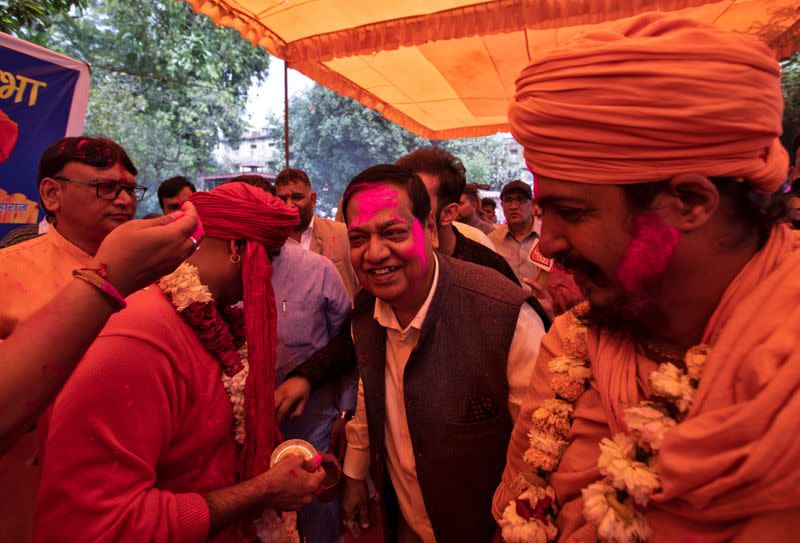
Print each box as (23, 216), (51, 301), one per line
(350, 187), (399, 225)
(615, 212), (680, 294)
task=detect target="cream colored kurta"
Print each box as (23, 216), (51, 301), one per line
(0, 226), (99, 543)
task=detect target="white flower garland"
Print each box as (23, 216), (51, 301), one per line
(159, 263), (298, 543)
(500, 312), (710, 543)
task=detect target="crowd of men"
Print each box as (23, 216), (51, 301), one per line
(0, 11), (799, 543)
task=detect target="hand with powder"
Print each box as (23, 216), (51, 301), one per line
(0, 202), (199, 455)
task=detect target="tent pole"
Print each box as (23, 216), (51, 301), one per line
(284, 61), (289, 168)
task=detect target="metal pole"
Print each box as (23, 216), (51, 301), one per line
(284, 60), (289, 168)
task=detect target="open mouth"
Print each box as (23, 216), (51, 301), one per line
(370, 266), (401, 276)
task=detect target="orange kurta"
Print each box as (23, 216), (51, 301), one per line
(0, 226), (98, 543)
(494, 224), (800, 541)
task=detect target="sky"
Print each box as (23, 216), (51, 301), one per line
(244, 57), (314, 130)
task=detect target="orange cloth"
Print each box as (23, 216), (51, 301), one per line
(0, 226), (99, 543)
(494, 224), (800, 541)
(509, 13), (789, 194)
(0, 225), (99, 339)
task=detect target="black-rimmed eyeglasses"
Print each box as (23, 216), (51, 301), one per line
(54, 176), (147, 202)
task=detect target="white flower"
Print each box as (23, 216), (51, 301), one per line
(548, 356), (592, 382)
(519, 483), (557, 508)
(649, 363), (694, 413)
(597, 434), (660, 506)
(528, 431), (569, 459)
(623, 404), (677, 451)
(582, 481), (651, 543)
(500, 501), (558, 543)
(159, 262), (213, 311)
(684, 344), (710, 381)
(221, 347), (249, 444)
(254, 509), (300, 543)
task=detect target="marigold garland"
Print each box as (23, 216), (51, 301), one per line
(500, 312), (710, 543)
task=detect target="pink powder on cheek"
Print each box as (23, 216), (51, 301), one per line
(615, 212), (680, 294)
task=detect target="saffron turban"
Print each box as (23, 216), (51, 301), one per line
(509, 13), (789, 194)
(190, 182), (298, 479)
(0, 108), (18, 164)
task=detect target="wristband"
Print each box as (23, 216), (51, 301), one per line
(73, 264), (127, 312)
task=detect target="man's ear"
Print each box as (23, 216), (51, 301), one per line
(39, 177), (63, 216)
(427, 210), (439, 250)
(656, 173), (719, 233)
(310, 191), (317, 209)
(438, 202), (459, 226)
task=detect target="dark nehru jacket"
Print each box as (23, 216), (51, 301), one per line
(351, 254), (532, 542)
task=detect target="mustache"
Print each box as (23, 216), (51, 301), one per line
(553, 253), (608, 287)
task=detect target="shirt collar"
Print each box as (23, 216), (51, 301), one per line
(373, 254), (440, 335)
(48, 224), (99, 265)
(300, 215), (316, 250)
(503, 221), (538, 242)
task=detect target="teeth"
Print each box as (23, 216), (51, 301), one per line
(373, 267), (396, 275)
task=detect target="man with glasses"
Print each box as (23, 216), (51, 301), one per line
(0, 136), (143, 543)
(489, 180), (546, 290)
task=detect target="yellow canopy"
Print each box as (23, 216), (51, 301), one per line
(185, 0), (800, 139)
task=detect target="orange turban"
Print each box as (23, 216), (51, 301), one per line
(509, 13), (789, 194)
(190, 183), (298, 480)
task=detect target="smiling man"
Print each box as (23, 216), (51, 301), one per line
(493, 14), (800, 543)
(339, 164), (547, 543)
(0, 136), (142, 543)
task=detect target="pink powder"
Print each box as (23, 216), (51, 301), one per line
(615, 213), (680, 294)
(547, 266), (585, 314)
(349, 187), (399, 226)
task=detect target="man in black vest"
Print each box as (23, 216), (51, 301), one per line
(339, 165), (547, 542)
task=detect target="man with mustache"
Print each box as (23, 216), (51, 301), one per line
(493, 13), (800, 543)
(339, 164), (547, 543)
(489, 180), (546, 290)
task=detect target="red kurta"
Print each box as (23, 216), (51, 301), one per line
(34, 286), (240, 543)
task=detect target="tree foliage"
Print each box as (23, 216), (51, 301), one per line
(270, 84), (520, 212)
(0, 0), (87, 40)
(782, 52), (800, 161)
(25, 0), (271, 215)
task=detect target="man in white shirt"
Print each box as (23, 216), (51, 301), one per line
(275, 168), (357, 296)
(340, 164), (549, 542)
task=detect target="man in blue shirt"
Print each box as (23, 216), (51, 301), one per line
(272, 239), (352, 543)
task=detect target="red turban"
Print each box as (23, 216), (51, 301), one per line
(509, 13), (789, 194)
(190, 182), (298, 479)
(0, 109), (18, 164)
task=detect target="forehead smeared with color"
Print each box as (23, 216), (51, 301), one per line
(345, 183), (402, 226)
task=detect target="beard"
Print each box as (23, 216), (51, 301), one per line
(294, 208), (314, 232)
(557, 213), (680, 333)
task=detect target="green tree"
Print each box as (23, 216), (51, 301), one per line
(782, 52), (800, 161)
(27, 0), (270, 215)
(0, 0), (87, 41)
(270, 84), (518, 213)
